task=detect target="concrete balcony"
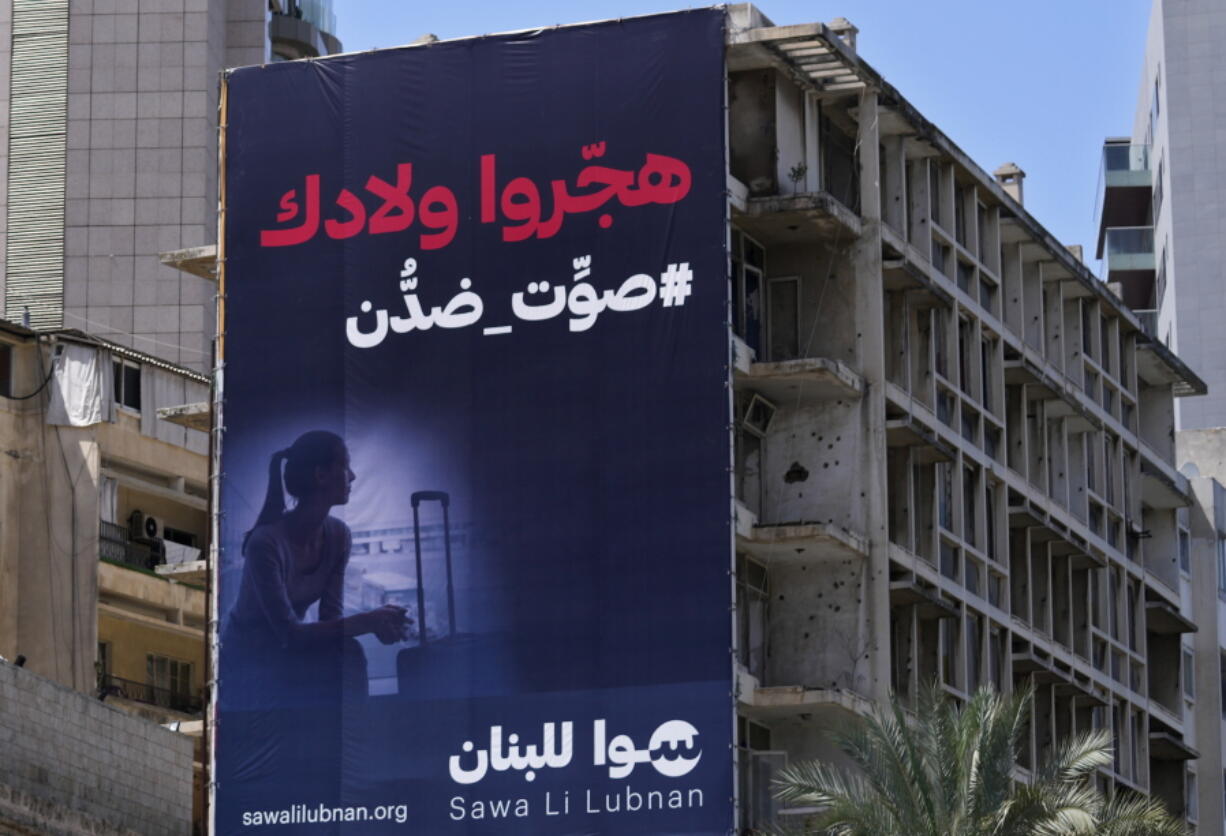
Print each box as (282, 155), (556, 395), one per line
(1102, 226), (1156, 311)
(98, 561), (205, 632)
(732, 335), (864, 404)
(1150, 729), (1198, 762)
(887, 575), (958, 620)
(737, 665), (874, 723)
(1138, 439), (1192, 509)
(1145, 597), (1197, 635)
(1095, 142), (1152, 258)
(98, 673), (203, 717)
(735, 501), (868, 566)
(735, 190), (863, 245)
(1105, 226), (1156, 272)
(155, 561), (208, 586)
(1148, 701), (1190, 754)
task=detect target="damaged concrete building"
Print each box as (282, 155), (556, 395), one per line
(726, 5), (1211, 831)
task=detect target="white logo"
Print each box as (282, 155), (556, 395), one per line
(646, 720), (703, 778)
(448, 718), (702, 785)
(595, 719), (702, 779)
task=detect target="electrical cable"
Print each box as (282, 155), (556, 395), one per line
(2, 336), (55, 400)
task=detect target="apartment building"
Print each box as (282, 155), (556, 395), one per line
(0, 0), (340, 372)
(0, 318), (209, 831)
(1094, 0), (1226, 430)
(726, 5), (1208, 831)
(1096, 0), (1226, 829)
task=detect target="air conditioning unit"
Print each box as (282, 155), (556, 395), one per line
(129, 510), (163, 540)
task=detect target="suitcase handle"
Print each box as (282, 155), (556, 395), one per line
(411, 491), (449, 508)
(411, 491), (455, 644)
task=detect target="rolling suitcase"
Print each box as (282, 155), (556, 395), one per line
(395, 491), (514, 699)
(409, 490), (456, 644)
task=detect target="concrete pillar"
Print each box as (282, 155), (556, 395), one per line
(1187, 476), (1223, 828)
(17, 419), (99, 692)
(853, 88), (891, 701)
(882, 135), (906, 233)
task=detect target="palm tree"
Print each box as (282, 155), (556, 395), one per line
(771, 684), (1187, 836)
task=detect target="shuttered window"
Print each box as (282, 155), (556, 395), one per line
(5, 0), (68, 328)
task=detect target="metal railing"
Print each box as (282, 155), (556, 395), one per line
(99, 520), (163, 570)
(99, 674), (203, 715)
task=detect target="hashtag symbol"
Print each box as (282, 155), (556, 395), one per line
(659, 262), (693, 307)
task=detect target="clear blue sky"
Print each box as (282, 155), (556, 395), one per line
(336, 1), (1152, 269)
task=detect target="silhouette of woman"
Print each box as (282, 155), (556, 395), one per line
(225, 430), (409, 707)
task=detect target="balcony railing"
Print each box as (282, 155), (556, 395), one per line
(99, 674), (203, 715)
(1103, 226), (1155, 273)
(100, 520), (163, 570)
(1105, 225), (1154, 258)
(1104, 143), (1150, 181)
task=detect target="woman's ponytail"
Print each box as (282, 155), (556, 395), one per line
(242, 448), (289, 550)
(241, 431), (345, 553)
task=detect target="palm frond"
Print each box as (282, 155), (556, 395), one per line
(772, 758), (904, 836)
(1095, 792), (1190, 836)
(772, 683), (1189, 836)
(1034, 728), (1114, 786)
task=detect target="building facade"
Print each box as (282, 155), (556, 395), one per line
(728, 4), (1208, 831)
(0, 0), (340, 372)
(1098, 1), (1226, 830)
(1175, 431), (1226, 834)
(0, 319), (210, 831)
(1095, 0), (1226, 431)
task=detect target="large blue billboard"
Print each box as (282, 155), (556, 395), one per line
(216, 10), (731, 834)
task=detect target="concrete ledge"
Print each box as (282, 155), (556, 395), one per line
(737, 190), (862, 244)
(158, 245), (216, 281)
(735, 355), (864, 403)
(739, 683), (875, 722)
(154, 560), (208, 587)
(737, 521), (868, 564)
(1138, 440), (1192, 508)
(156, 402), (210, 434)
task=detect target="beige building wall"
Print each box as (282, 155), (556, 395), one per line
(0, 326), (207, 697)
(0, 335), (99, 691)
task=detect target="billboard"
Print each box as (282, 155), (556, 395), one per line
(216, 10), (731, 834)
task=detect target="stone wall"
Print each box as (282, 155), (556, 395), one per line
(0, 659), (193, 835)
